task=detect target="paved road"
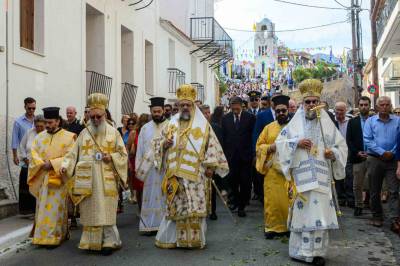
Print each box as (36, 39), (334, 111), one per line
(0, 199), (398, 266)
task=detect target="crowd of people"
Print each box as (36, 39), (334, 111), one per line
(10, 79), (400, 265)
(220, 79), (281, 108)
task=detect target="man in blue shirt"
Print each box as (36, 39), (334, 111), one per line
(364, 96), (399, 229)
(11, 97), (36, 215)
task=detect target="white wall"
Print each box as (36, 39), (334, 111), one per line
(0, 0), (220, 197)
(121, 26), (134, 84)
(86, 4), (105, 74)
(0, 0), (219, 119)
(0, 0), (6, 118)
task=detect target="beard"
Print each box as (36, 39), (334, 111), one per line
(152, 115), (165, 124)
(305, 110), (317, 120)
(277, 115), (289, 125)
(180, 111), (191, 121)
(46, 127), (57, 133)
(91, 119), (105, 133)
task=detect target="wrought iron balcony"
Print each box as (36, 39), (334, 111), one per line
(121, 82), (138, 115)
(190, 17), (233, 68)
(86, 71), (113, 100)
(168, 68), (186, 93)
(376, 0), (398, 43)
(191, 82), (205, 103)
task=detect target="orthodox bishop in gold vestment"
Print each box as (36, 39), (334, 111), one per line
(61, 93), (128, 255)
(155, 84), (229, 249)
(28, 107), (76, 247)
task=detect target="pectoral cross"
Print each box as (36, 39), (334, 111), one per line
(102, 141), (114, 154)
(310, 145), (319, 157)
(82, 140), (94, 155)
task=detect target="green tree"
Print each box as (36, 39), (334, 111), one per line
(293, 68), (312, 83)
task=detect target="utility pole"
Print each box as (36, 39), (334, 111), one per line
(370, 0), (379, 102)
(351, 0), (363, 104)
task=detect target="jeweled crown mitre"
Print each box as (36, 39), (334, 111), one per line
(299, 79), (323, 98)
(176, 84), (197, 102)
(87, 93), (109, 110)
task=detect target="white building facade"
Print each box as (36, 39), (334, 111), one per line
(0, 0), (232, 199)
(254, 18), (278, 79)
(374, 0), (400, 106)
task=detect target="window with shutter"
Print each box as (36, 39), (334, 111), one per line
(20, 0), (34, 50)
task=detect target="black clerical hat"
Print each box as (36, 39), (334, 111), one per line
(42, 107), (60, 119)
(271, 95), (290, 107)
(149, 97), (166, 108)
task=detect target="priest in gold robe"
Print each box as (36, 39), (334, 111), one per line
(28, 107), (76, 247)
(61, 93), (128, 256)
(256, 95), (291, 239)
(155, 84), (229, 249)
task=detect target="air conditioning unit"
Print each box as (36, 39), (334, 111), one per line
(384, 80), (400, 92)
(387, 61), (400, 80)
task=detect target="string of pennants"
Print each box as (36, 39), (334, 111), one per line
(234, 45), (333, 61)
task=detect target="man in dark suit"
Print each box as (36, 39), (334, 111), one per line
(346, 96), (371, 216)
(222, 96), (256, 217)
(247, 90), (263, 201)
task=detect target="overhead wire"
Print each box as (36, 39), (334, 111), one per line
(224, 19), (350, 33)
(333, 0), (349, 9)
(135, 0), (153, 10)
(274, 0), (367, 11)
(273, 0), (348, 10)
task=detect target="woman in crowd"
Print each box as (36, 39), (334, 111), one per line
(129, 112), (138, 123)
(19, 115), (46, 216)
(118, 115), (130, 139)
(127, 113), (151, 212)
(126, 118), (136, 140)
(116, 117), (136, 213)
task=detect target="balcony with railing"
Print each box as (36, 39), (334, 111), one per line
(190, 17), (233, 68)
(168, 68), (186, 94)
(376, 0), (398, 43)
(86, 71), (113, 100)
(191, 82), (205, 103)
(121, 82), (138, 115)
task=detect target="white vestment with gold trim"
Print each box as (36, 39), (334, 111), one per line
(62, 122), (127, 250)
(155, 107), (229, 249)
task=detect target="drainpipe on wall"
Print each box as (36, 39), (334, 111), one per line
(4, 1), (18, 200)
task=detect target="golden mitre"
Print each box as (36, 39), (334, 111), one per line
(298, 79), (323, 98)
(87, 93), (109, 110)
(176, 84), (197, 102)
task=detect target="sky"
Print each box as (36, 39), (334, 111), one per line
(214, 0), (371, 59)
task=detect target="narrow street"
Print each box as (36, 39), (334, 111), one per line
(1, 0), (400, 265)
(0, 200), (398, 266)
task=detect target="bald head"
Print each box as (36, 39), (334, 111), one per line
(66, 106), (77, 122)
(335, 101), (347, 122)
(289, 99), (297, 113)
(376, 96), (392, 115)
(335, 101), (347, 110)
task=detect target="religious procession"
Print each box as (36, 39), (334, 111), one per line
(1, 0), (400, 266)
